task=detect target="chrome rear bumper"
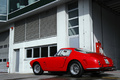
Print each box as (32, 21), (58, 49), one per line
(86, 66), (116, 71)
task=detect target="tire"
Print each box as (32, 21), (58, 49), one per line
(69, 61), (84, 77)
(33, 63), (43, 75)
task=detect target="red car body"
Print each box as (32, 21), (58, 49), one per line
(30, 48), (115, 76)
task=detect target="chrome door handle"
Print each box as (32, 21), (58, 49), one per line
(63, 58), (66, 59)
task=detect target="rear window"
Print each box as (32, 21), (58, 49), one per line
(75, 48), (94, 53)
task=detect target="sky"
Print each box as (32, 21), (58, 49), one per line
(0, 0), (7, 14)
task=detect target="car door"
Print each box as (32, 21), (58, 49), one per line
(45, 49), (71, 71)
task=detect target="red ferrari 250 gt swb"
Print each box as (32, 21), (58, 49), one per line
(30, 48), (115, 77)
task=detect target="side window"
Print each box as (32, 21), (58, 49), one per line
(57, 50), (71, 56)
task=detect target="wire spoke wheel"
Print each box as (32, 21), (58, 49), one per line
(70, 63), (80, 75)
(33, 63), (43, 75)
(69, 61), (83, 77)
(34, 64), (41, 73)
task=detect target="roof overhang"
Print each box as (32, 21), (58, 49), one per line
(0, 0), (71, 32)
(8, 0), (71, 22)
(94, 0), (120, 15)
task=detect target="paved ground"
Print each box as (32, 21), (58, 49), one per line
(0, 71), (120, 80)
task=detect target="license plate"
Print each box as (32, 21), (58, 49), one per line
(104, 59), (109, 64)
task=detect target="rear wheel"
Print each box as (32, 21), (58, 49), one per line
(69, 61), (84, 77)
(33, 63), (43, 75)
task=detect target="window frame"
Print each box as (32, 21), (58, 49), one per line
(55, 49), (72, 57)
(49, 45), (57, 57)
(33, 47), (40, 58)
(26, 48), (33, 58)
(67, 1), (79, 36)
(26, 44), (57, 59)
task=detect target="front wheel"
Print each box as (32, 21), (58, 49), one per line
(69, 61), (84, 77)
(33, 63), (43, 75)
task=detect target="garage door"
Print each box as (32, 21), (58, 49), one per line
(0, 53), (8, 72)
(0, 31), (9, 72)
(93, 2), (120, 69)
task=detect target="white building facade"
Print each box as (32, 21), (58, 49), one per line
(0, 0), (120, 73)
(8, 0), (94, 73)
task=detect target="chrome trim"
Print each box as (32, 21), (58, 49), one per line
(86, 66), (116, 71)
(86, 68), (100, 70)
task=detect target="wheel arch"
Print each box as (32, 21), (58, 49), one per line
(32, 61), (39, 68)
(67, 59), (84, 72)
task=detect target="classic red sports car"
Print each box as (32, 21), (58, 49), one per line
(30, 48), (115, 77)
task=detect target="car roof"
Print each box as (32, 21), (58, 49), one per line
(61, 48), (76, 50)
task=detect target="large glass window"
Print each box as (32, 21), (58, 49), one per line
(69, 27), (79, 36)
(0, 0), (7, 21)
(9, 0), (39, 13)
(50, 46), (57, 56)
(69, 18), (78, 27)
(68, 1), (79, 36)
(33, 48), (40, 58)
(26, 45), (57, 58)
(27, 49), (32, 58)
(0, 0), (7, 14)
(41, 47), (48, 57)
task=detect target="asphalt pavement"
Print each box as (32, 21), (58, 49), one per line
(0, 70), (120, 80)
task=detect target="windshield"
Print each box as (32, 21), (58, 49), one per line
(75, 48), (94, 53)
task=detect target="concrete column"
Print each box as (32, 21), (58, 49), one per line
(57, 4), (68, 51)
(8, 24), (15, 73)
(79, 0), (93, 51)
(19, 48), (24, 73)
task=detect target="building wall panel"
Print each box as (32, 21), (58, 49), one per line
(14, 20), (25, 43)
(40, 8), (57, 38)
(26, 14), (39, 40)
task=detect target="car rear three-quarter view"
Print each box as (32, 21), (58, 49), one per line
(30, 48), (115, 77)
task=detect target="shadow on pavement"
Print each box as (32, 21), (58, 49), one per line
(41, 72), (120, 80)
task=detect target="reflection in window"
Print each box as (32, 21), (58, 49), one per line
(9, 0), (39, 13)
(69, 27), (79, 36)
(0, 0), (7, 14)
(69, 18), (78, 27)
(28, 0), (38, 5)
(68, 1), (79, 36)
(57, 50), (71, 56)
